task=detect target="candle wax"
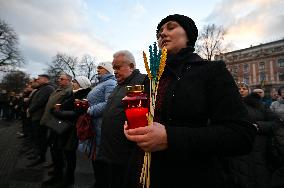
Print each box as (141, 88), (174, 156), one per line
(125, 107), (148, 129)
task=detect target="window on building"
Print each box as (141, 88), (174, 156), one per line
(243, 64), (249, 73)
(278, 59), (284, 68)
(260, 72), (266, 81)
(279, 72), (284, 81)
(233, 65), (238, 73)
(233, 75), (238, 82)
(259, 62), (265, 71)
(243, 74), (249, 84)
(274, 47), (282, 52)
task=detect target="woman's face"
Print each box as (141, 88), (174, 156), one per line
(97, 66), (109, 76)
(72, 80), (80, 90)
(238, 86), (249, 98)
(157, 21), (188, 54)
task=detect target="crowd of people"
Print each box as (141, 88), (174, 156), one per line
(0, 90), (25, 121)
(1, 13), (284, 188)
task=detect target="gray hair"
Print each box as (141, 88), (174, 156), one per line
(113, 50), (136, 68)
(60, 73), (72, 81)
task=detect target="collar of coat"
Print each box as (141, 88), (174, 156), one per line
(118, 69), (141, 86)
(164, 47), (204, 79)
(97, 73), (116, 83)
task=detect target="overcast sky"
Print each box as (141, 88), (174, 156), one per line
(0, 0), (283, 77)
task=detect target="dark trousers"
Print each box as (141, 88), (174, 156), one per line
(49, 132), (76, 183)
(49, 132), (64, 179)
(270, 167), (284, 188)
(22, 116), (31, 135)
(33, 120), (48, 159)
(64, 150), (76, 183)
(94, 160), (127, 188)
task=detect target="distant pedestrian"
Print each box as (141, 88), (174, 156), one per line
(0, 90), (8, 120)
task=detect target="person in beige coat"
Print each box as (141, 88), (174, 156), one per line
(40, 73), (73, 187)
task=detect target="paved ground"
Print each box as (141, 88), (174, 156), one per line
(0, 119), (94, 188)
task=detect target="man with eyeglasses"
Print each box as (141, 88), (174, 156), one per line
(40, 73), (73, 187)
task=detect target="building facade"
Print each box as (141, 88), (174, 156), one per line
(215, 39), (284, 93)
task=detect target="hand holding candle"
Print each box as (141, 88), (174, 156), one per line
(124, 121), (168, 152)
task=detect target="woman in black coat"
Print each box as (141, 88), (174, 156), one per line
(52, 76), (91, 188)
(230, 83), (280, 188)
(124, 14), (256, 188)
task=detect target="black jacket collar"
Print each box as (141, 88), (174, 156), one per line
(165, 47), (205, 79)
(119, 69), (140, 85)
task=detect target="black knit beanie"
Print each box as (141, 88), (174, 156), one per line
(156, 14), (198, 48)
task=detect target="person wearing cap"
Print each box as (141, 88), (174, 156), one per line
(84, 61), (116, 185)
(26, 74), (55, 167)
(48, 75), (91, 187)
(124, 14), (256, 187)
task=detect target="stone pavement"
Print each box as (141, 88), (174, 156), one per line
(0, 120), (94, 188)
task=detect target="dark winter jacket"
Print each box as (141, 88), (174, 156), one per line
(148, 48), (256, 188)
(229, 93), (280, 188)
(29, 83), (55, 121)
(99, 69), (146, 164)
(52, 88), (91, 150)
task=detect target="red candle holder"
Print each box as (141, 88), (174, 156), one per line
(122, 85), (148, 129)
(74, 99), (89, 110)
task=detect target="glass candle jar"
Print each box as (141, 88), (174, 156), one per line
(122, 85), (148, 129)
(74, 99), (89, 110)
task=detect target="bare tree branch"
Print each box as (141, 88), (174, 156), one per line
(78, 54), (98, 81)
(0, 19), (24, 71)
(196, 24), (230, 61)
(45, 53), (98, 82)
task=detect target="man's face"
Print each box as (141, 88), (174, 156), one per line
(36, 76), (48, 86)
(112, 55), (133, 84)
(31, 79), (39, 89)
(57, 75), (70, 87)
(254, 90), (265, 98)
(271, 90), (279, 99)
